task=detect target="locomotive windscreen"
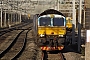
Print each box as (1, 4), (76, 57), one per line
(39, 17), (51, 26)
(53, 18), (64, 26)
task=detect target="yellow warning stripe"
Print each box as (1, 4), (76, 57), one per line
(41, 46), (64, 50)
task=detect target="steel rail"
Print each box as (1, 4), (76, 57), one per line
(0, 30), (24, 58)
(11, 28), (31, 60)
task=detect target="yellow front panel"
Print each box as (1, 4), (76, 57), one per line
(38, 27), (66, 35)
(66, 23), (72, 28)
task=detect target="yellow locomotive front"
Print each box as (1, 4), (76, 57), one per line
(66, 17), (73, 31)
(37, 14), (66, 51)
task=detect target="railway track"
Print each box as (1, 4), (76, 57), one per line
(0, 31), (24, 60)
(17, 30), (38, 60)
(0, 21), (32, 60)
(0, 22), (32, 49)
(0, 22), (31, 36)
(42, 51), (65, 60)
(0, 29), (31, 60)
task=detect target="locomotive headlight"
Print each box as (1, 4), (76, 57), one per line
(66, 25), (68, 27)
(58, 35), (63, 37)
(40, 34), (45, 37)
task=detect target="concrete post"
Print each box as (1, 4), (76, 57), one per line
(0, 8), (2, 27)
(8, 13), (10, 26)
(18, 14), (20, 22)
(15, 13), (17, 24)
(83, 9), (85, 28)
(78, 0), (82, 24)
(4, 10), (6, 27)
(11, 13), (12, 24)
(20, 13), (21, 23)
(72, 0), (76, 28)
(17, 14), (18, 23)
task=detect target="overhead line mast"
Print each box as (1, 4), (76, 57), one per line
(78, 0), (82, 24)
(72, 0), (76, 28)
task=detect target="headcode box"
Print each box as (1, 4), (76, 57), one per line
(86, 30), (90, 42)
